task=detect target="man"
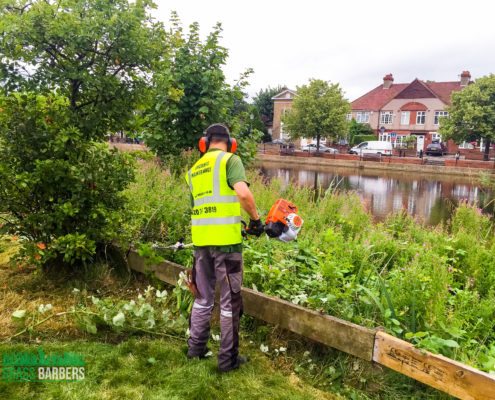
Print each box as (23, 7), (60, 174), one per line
(185, 123), (264, 373)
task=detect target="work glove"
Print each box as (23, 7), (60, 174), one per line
(246, 218), (264, 237)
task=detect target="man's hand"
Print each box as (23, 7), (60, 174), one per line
(246, 218), (264, 237)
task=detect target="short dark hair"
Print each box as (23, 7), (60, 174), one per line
(205, 123), (230, 144)
(209, 135), (229, 145)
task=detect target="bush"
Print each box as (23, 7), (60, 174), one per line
(0, 92), (135, 268)
(351, 134), (377, 146)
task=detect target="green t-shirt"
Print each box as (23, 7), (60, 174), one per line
(189, 148), (248, 253)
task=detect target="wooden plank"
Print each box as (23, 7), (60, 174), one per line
(127, 249), (375, 361)
(127, 250), (184, 286)
(373, 331), (495, 400)
(241, 287), (375, 361)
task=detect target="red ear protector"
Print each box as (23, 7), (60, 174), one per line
(229, 138), (237, 153)
(199, 124), (237, 153)
(199, 136), (209, 153)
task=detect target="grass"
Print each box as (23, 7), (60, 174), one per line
(0, 339), (340, 400)
(0, 237), (342, 400)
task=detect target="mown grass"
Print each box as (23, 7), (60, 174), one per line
(0, 339), (340, 400)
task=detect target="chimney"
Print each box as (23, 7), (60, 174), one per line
(383, 74), (394, 89)
(460, 71), (471, 86)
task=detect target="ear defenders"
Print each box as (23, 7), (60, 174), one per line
(199, 124), (237, 153)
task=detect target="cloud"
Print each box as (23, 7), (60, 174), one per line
(153, 0), (495, 101)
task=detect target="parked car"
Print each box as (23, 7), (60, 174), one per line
(349, 141), (393, 156)
(425, 141), (447, 156)
(268, 139), (286, 145)
(301, 143), (338, 154)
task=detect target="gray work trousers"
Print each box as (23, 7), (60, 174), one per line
(187, 248), (243, 370)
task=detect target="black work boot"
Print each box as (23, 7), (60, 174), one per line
(187, 347), (210, 360)
(218, 355), (250, 373)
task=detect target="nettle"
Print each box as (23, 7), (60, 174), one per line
(0, 92), (135, 268)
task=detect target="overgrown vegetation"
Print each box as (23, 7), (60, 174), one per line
(123, 158), (495, 375)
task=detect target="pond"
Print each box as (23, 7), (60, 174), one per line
(260, 161), (495, 225)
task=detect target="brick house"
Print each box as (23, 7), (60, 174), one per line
(271, 87), (327, 148)
(350, 71), (474, 153)
(271, 87), (297, 142)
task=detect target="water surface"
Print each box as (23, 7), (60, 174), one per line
(260, 161), (494, 225)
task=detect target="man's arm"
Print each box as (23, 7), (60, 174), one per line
(233, 181), (259, 220)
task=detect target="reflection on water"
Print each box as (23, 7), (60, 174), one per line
(260, 162), (494, 225)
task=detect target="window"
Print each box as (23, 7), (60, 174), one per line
(431, 133), (441, 142)
(401, 111), (410, 125)
(434, 111), (448, 125)
(357, 142), (368, 148)
(416, 111), (426, 124)
(395, 135), (403, 148)
(280, 122), (289, 139)
(356, 112), (370, 123)
(459, 141), (474, 149)
(346, 113), (352, 121)
(380, 111), (393, 125)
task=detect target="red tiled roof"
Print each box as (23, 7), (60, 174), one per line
(351, 83), (408, 110)
(352, 79), (468, 110)
(423, 81), (466, 105)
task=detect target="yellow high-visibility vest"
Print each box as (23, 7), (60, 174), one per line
(185, 151), (242, 246)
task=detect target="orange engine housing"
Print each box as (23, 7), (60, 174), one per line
(265, 199), (301, 239)
(265, 199), (298, 226)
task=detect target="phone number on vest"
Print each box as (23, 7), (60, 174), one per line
(192, 206), (218, 215)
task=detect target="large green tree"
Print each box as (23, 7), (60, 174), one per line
(142, 15), (252, 160)
(0, 0), (166, 138)
(281, 79), (350, 152)
(439, 74), (495, 161)
(253, 85), (283, 122)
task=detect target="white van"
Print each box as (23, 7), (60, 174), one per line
(349, 141), (393, 156)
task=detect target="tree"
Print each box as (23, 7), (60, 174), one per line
(0, 0), (165, 269)
(253, 85), (283, 122)
(0, 0), (166, 138)
(348, 118), (373, 145)
(142, 15), (253, 160)
(439, 74), (495, 161)
(281, 79), (350, 152)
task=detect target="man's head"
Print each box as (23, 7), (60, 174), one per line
(199, 123), (237, 153)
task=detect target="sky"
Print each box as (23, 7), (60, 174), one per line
(152, 0), (495, 102)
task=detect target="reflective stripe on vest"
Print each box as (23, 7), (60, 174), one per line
(185, 151), (242, 246)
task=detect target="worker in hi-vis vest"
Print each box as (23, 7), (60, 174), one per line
(185, 123), (264, 373)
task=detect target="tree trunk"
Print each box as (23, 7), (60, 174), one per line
(316, 134), (321, 153)
(484, 137), (491, 161)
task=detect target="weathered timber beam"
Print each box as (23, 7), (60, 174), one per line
(373, 331), (495, 400)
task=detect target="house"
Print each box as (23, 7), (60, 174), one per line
(271, 72), (479, 153)
(271, 87), (323, 148)
(271, 87), (297, 142)
(350, 71), (473, 153)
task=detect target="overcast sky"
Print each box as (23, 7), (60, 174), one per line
(152, 0), (495, 102)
